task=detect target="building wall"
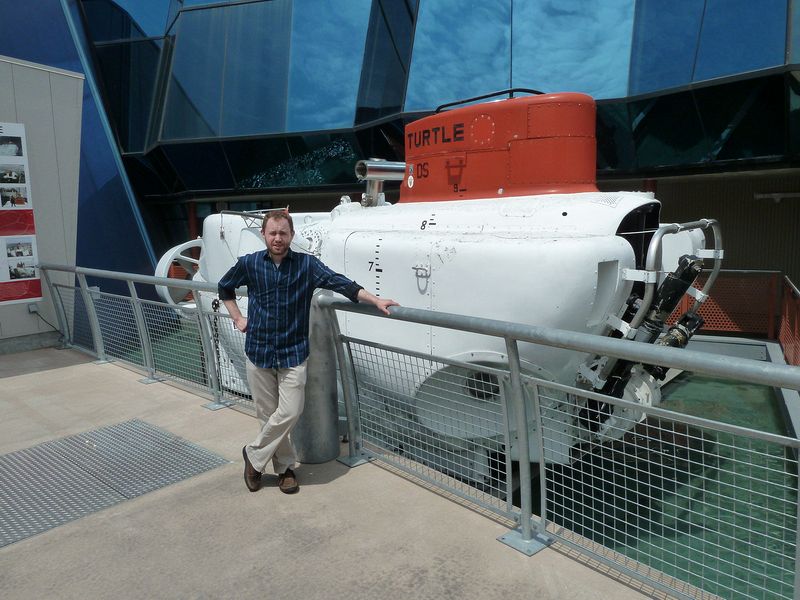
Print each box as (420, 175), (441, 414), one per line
(0, 56), (83, 350)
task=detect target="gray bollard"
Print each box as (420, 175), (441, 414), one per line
(293, 291), (340, 463)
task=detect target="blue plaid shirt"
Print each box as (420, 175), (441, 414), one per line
(218, 249), (362, 369)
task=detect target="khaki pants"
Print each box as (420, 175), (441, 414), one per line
(244, 358), (307, 474)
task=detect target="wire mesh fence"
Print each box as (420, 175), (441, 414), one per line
(140, 300), (207, 389)
(52, 283), (93, 354)
(535, 382), (798, 600)
(211, 310), (253, 409)
(349, 341), (515, 520)
(333, 320), (800, 600)
(92, 293), (144, 366)
(44, 270), (255, 411)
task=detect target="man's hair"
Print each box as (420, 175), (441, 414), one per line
(261, 211), (294, 234)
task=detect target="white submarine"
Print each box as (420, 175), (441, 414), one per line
(155, 91), (722, 468)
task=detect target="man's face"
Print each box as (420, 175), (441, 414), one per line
(263, 217), (293, 258)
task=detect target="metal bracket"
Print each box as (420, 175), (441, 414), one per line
(577, 363), (606, 389)
(337, 452), (372, 468)
(621, 268), (658, 283)
(686, 286), (708, 303)
(203, 399), (234, 411)
(605, 314), (636, 339)
(695, 248), (724, 259)
(498, 528), (553, 556)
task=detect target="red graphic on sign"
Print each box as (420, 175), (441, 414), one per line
(0, 278), (41, 302)
(0, 210), (35, 235)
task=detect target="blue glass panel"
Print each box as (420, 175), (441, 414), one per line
(165, 0), (368, 138)
(629, 0), (704, 96)
(792, 0), (800, 63)
(80, 0), (169, 41)
(286, 0), (370, 132)
(693, 77), (785, 161)
(162, 142), (234, 189)
(630, 91), (709, 167)
(354, 119), (405, 163)
(596, 102), (635, 171)
(161, 6), (224, 139)
(180, 0), (235, 6)
(790, 72), (800, 157)
(512, 0), (634, 100)
(405, 0), (511, 112)
(356, 0), (418, 124)
(694, 0), (787, 81)
(74, 84), (155, 275)
(229, 134), (360, 188)
(94, 39), (162, 152)
(0, 0), (83, 72)
(219, 1), (292, 136)
(223, 138), (292, 187)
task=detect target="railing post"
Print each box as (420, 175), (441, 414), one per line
(195, 294), (225, 408)
(498, 337), (551, 555)
(795, 287), (800, 365)
(529, 382), (550, 538)
(40, 267), (70, 347)
(768, 273), (778, 339)
(327, 306), (368, 467)
(126, 280), (160, 383)
(76, 273), (107, 362)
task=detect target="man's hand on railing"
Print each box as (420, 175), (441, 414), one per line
(233, 316), (248, 333)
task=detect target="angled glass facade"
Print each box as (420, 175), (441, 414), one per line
(0, 0), (155, 275)
(1, 0), (798, 257)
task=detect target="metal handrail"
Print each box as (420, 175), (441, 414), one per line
(785, 275), (800, 298)
(317, 297), (800, 392)
(38, 261), (800, 391)
(38, 262), (245, 296)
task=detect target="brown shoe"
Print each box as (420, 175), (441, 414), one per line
(242, 446), (261, 492)
(278, 468), (299, 494)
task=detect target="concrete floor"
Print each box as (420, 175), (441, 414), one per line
(0, 348), (663, 600)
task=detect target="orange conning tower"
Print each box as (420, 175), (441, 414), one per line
(399, 92), (598, 203)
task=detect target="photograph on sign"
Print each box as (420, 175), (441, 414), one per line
(6, 239), (33, 258)
(0, 186), (29, 208)
(0, 164), (26, 184)
(1, 235), (38, 282)
(9, 260), (35, 280)
(0, 136), (23, 157)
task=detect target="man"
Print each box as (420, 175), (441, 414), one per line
(218, 211), (397, 494)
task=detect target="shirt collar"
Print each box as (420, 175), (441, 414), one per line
(264, 248), (294, 263)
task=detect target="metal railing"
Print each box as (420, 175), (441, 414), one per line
(38, 263), (800, 600)
(40, 263), (252, 409)
(319, 298), (800, 600)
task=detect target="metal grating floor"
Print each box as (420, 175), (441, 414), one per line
(0, 419), (229, 547)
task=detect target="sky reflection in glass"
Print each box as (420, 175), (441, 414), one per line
(629, 0), (705, 96)
(693, 0), (786, 81)
(405, 0), (511, 111)
(162, 7), (225, 139)
(85, 0), (170, 38)
(286, 0), (370, 131)
(512, 0), (634, 100)
(220, 1), (291, 136)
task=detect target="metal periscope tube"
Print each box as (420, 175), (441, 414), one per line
(354, 159), (406, 181)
